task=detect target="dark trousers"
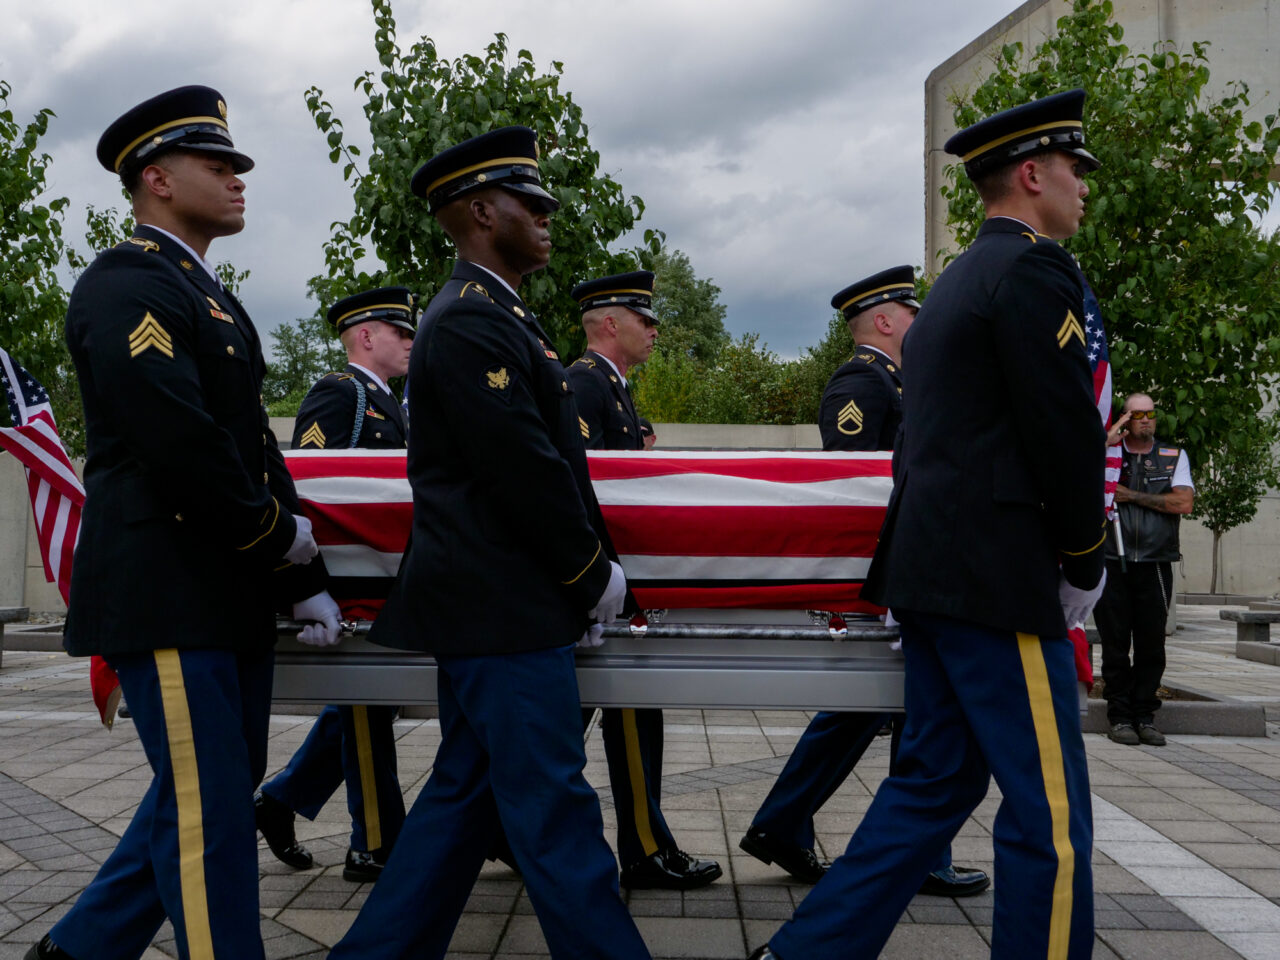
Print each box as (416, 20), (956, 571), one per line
(768, 614), (1093, 960)
(261, 703), (405, 853)
(329, 644), (650, 960)
(599, 707), (676, 866)
(51, 648), (274, 960)
(1095, 558), (1171, 725)
(751, 711), (952, 872)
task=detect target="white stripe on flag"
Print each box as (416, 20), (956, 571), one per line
(32, 474), (48, 518)
(619, 554), (872, 581)
(47, 496), (71, 582)
(295, 476), (412, 504)
(318, 543), (405, 577)
(593, 474), (894, 507)
(2, 422), (85, 495)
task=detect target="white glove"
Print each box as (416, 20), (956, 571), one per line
(284, 514), (319, 566)
(883, 608), (902, 652)
(577, 623), (606, 648)
(1059, 567), (1107, 630)
(293, 590), (343, 647)
(587, 561), (627, 624)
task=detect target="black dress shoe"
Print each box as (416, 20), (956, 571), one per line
(918, 864), (990, 897)
(620, 847), (723, 890)
(25, 935), (77, 959)
(254, 791), (313, 869)
(747, 945), (781, 960)
(739, 827), (828, 884)
(343, 847), (389, 883)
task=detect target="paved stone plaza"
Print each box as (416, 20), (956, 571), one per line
(2, 604), (1279, 959)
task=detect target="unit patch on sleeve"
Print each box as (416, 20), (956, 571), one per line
(484, 365), (513, 403)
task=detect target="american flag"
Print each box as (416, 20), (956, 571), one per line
(1082, 278), (1121, 517)
(287, 450), (894, 618)
(0, 349), (122, 726)
(0, 348), (84, 601)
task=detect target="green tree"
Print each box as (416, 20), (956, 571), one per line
(630, 344), (700, 424)
(941, 0), (1280, 571)
(650, 247), (729, 362)
(304, 0), (658, 359)
(786, 312), (857, 425)
(263, 314), (348, 417)
(0, 82), (77, 444)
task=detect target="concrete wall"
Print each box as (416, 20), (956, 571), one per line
(4, 420), (1276, 614)
(925, 0), (1280, 269)
(0, 455), (29, 608)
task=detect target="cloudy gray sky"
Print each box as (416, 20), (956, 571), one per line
(4, 0), (1027, 357)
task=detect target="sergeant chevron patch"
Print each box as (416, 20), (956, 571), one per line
(837, 399), (864, 435)
(128, 312), (174, 359)
(579, 416), (590, 439)
(1057, 310), (1085, 348)
(299, 422), (326, 448)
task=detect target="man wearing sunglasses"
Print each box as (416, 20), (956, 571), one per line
(1096, 393), (1194, 746)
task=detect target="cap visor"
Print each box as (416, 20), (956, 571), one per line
(183, 142), (255, 174)
(501, 181), (560, 213)
(1065, 146), (1101, 171)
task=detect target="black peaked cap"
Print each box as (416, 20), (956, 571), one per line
(571, 271), (658, 323)
(97, 85), (253, 175)
(327, 287), (418, 334)
(944, 88), (1100, 179)
(410, 126), (558, 214)
(831, 265), (919, 320)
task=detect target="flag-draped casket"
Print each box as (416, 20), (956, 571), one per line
(285, 450), (893, 620)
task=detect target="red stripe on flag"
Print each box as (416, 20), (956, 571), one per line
(586, 454), (893, 483)
(307, 502), (412, 553)
(286, 451), (412, 481)
(604, 505), (881, 558)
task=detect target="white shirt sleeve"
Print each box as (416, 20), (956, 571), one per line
(1172, 448), (1193, 489)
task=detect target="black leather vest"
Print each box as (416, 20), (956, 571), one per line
(1106, 442), (1183, 562)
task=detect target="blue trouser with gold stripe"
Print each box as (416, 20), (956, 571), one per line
(599, 707), (676, 866)
(330, 643), (650, 960)
(50, 648), (274, 960)
(751, 712), (952, 871)
(261, 703), (405, 853)
(768, 613), (1093, 960)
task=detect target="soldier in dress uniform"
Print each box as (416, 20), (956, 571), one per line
(26, 86), (341, 960)
(742, 268), (988, 897)
(751, 89), (1107, 960)
(328, 127), (651, 960)
(254, 288), (415, 883)
(817, 266), (914, 452)
(567, 272), (722, 890)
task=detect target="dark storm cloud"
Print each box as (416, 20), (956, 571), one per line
(3, 0), (1025, 359)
